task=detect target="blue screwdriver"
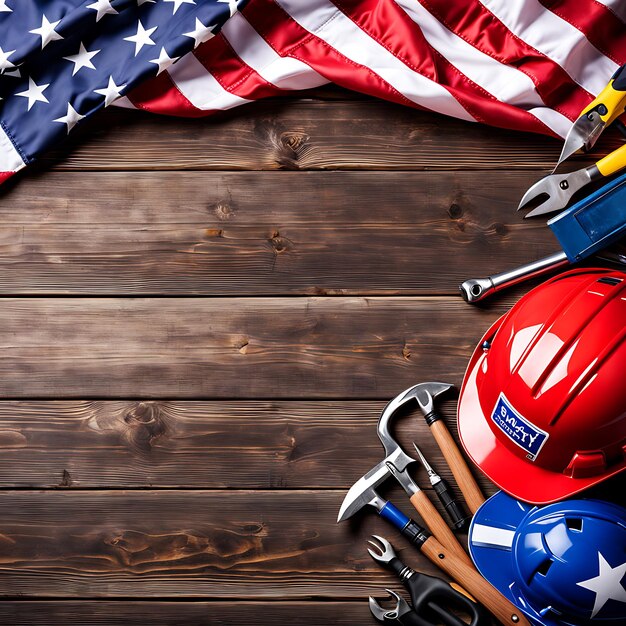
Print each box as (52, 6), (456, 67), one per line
(413, 443), (470, 530)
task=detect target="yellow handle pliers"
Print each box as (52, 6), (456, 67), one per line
(518, 64), (626, 217)
(558, 63), (626, 166)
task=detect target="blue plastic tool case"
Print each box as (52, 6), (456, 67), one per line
(548, 171), (626, 261)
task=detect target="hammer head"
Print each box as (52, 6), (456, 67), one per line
(338, 383), (453, 523)
(337, 479), (385, 523)
(410, 381), (454, 416)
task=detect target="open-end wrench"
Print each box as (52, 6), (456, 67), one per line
(369, 589), (432, 626)
(368, 534), (529, 626)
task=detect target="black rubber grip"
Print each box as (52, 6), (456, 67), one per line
(434, 480), (471, 530)
(389, 556), (409, 579)
(423, 409), (440, 427)
(398, 610), (433, 626)
(401, 519), (430, 549)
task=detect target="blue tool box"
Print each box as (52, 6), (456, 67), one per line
(549, 171), (626, 261)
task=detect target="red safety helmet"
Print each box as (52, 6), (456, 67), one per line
(458, 268), (626, 504)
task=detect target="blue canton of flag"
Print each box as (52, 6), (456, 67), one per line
(0, 0), (244, 179)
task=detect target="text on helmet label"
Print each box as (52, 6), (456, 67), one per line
(491, 394), (549, 461)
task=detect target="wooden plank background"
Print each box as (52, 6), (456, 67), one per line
(0, 88), (624, 623)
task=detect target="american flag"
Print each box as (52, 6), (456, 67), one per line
(1, 0), (626, 183)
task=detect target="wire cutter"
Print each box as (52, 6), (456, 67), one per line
(518, 64), (626, 218)
(367, 535), (487, 626)
(557, 64), (626, 167)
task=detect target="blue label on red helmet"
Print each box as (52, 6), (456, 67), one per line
(491, 394), (549, 461)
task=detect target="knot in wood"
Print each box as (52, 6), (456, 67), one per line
(123, 402), (167, 453)
(280, 130), (309, 152)
(493, 222), (508, 236)
(448, 203), (463, 219)
(125, 402), (156, 426)
(269, 231), (293, 254)
(212, 202), (234, 221)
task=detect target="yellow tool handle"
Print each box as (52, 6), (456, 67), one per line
(409, 490), (473, 567)
(421, 536), (532, 626)
(580, 64), (626, 127)
(430, 420), (485, 514)
(596, 141), (626, 177)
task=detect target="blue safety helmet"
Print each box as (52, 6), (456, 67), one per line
(468, 491), (626, 626)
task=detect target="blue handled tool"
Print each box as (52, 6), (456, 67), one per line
(460, 171), (626, 303)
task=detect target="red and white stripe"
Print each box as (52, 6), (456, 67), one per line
(118, 0), (626, 141)
(3, 0), (625, 182)
(2, 0), (618, 186)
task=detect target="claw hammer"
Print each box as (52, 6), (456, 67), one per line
(338, 385), (472, 565)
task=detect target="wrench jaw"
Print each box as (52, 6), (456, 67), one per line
(367, 534), (397, 564)
(369, 589), (411, 623)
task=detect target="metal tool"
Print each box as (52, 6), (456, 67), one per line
(519, 142), (626, 217)
(556, 64), (626, 169)
(368, 537), (482, 626)
(370, 589), (432, 626)
(460, 171), (626, 303)
(413, 444), (469, 530)
(338, 385), (472, 565)
(367, 534), (528, 626)
(460, 251), (569, 303)
(411, 382), (485, 514)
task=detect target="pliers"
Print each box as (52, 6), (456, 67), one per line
(519, 64), (626, 218)
(367, 535), (487, 626)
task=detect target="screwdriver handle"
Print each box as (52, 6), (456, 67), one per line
(421, 536), (531, 626)
(429, 420), (485, 514)
(409, 490), (472, 565)
(433, 479), (471, 530)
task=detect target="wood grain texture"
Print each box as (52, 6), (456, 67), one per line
(0, 400), (490, 490)
(429, 420), (486, 514)
(421, 536), (530, 626)
(0, 170), (558, 295)
(0, 490), (477, 599)
(0, 601), (371, 624)
(36, 101), (613, 173)
(0, 296), (507, 398)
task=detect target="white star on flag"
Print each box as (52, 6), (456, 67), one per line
(86, 0), (117, 22)
(577, 553), (626, 618)
(183, 18), (215, 49)
(54, 103), (85, 134)
(16, 77), (50, 110)
(124, 20), (158, 56)
(63, 42), (100, 76)
(0, 0), (12, 13)
(29, 15), (63, 49)
(149, 47), (179, 76)
(218, 0), (239, 17)
(0, 46), (16, 73)
(94, 76), (126, 107)
(164, 0), (195, 14)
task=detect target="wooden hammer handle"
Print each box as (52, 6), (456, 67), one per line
(421, 536), (531, 626)
(409, 490), (472, 566)
(430, 419), (485, 514)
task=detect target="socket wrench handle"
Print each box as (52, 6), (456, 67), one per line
(459, 251), (569, 303)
